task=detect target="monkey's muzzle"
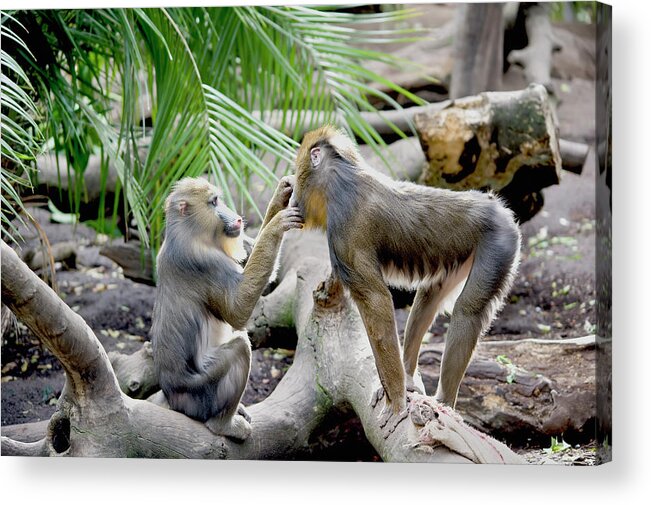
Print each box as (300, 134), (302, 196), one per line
(224, 218), (243, 238)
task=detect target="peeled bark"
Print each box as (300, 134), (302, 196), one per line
(1, 303), (14, 337)
(1, 235), (522, 463)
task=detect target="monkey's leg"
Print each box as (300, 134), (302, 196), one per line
(435, 311), (485, 407)
(203, 336), (253, 441)
(237, 403), (251, 423)
(404, 259), (475, 394)
(435, 242), (514, 406)
(350, 282), (406, 416)
(402, 284), (442, 393)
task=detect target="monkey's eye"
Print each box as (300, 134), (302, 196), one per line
(210, 196), (219, 207)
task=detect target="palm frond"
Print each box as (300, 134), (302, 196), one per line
(242, 6), (427, 155)
(1, 14), (43, 244)
(1, 5), (427, 251)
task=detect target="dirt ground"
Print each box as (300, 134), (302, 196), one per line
(1, 7), (602, 465)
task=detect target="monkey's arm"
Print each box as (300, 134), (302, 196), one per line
(260, 176), (295, 229)
(345, 259), (406, 415)
(213, 208), (303, 328)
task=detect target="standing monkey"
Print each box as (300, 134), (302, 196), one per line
(290, 125), (520, 419)
(151, 177), (303, 440)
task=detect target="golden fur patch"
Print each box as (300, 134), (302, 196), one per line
(220, 234), (247, 263)
(297, 125), (360, 167)
(304, 190), (328, 230)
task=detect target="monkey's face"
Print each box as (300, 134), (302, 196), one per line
(211, 195), (243, 239)
(291, 126), (360, 230)
(166, 178), (246, 261)
(290, 142), (327, 230)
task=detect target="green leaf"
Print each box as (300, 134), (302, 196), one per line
(47, 200), (77, 224)
(543, 436), (571, 454)
(1, 6), (428, 252)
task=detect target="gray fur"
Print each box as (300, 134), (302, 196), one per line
(293, 126), (521, 412)
(151, 177), (302, 440)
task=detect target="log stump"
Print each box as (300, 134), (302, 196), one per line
(415, 84), (562, 222)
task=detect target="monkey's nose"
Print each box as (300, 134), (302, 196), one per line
(233, 218), (242, 230)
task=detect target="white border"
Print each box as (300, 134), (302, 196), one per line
(2, 0), (650, 503)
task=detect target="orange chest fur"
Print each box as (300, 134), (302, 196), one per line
(303, 190), (327, 230)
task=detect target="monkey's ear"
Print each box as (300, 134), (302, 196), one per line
(310, 147), (323, 168)
(178, 200), (188, 216)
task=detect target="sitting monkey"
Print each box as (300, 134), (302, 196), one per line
(151, 177), (303, 440)
(290, 126), (521, 422)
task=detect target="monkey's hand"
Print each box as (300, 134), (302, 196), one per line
(205, 414), (252, 442)
(270, 207), (304, 235)
(269, 175), (296, 216)
(237, 403), (251, 423)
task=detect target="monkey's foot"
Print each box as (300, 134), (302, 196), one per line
(405, 376), (424, 395)
(371, 386), (385, 409)
(371, 387), (408, 439)
(237, 403), (251, 423)
(205, 414), (252, 442)
(147, 390), (170, 408)
(433, 387), (456, 407)
(378, 405), (409, 439)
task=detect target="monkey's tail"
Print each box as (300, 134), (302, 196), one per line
(459, 211), (522, 330)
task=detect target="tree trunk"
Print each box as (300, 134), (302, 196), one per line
(449, 3), (505, 99)
(103, 322), (598, 446)
(1, 236), (523, 463)
(507, 3), (559, 95)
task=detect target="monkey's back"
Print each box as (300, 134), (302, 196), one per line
(328, 170), (519, 290)
(151, 240), (242, 381)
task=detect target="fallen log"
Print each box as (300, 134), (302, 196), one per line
(99, 241), (155, 286)
(1, 234), (522, 462)
(21, 240), (77, 271)
(29, 101), (585, 236)
(415, 84), (562, 222)
(99, 232), (254, 286)
(419, 336), (597, 444)
(558, 138), (590, 175)
(32, 152), (124, 225)
(255, 107), (586, 175)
